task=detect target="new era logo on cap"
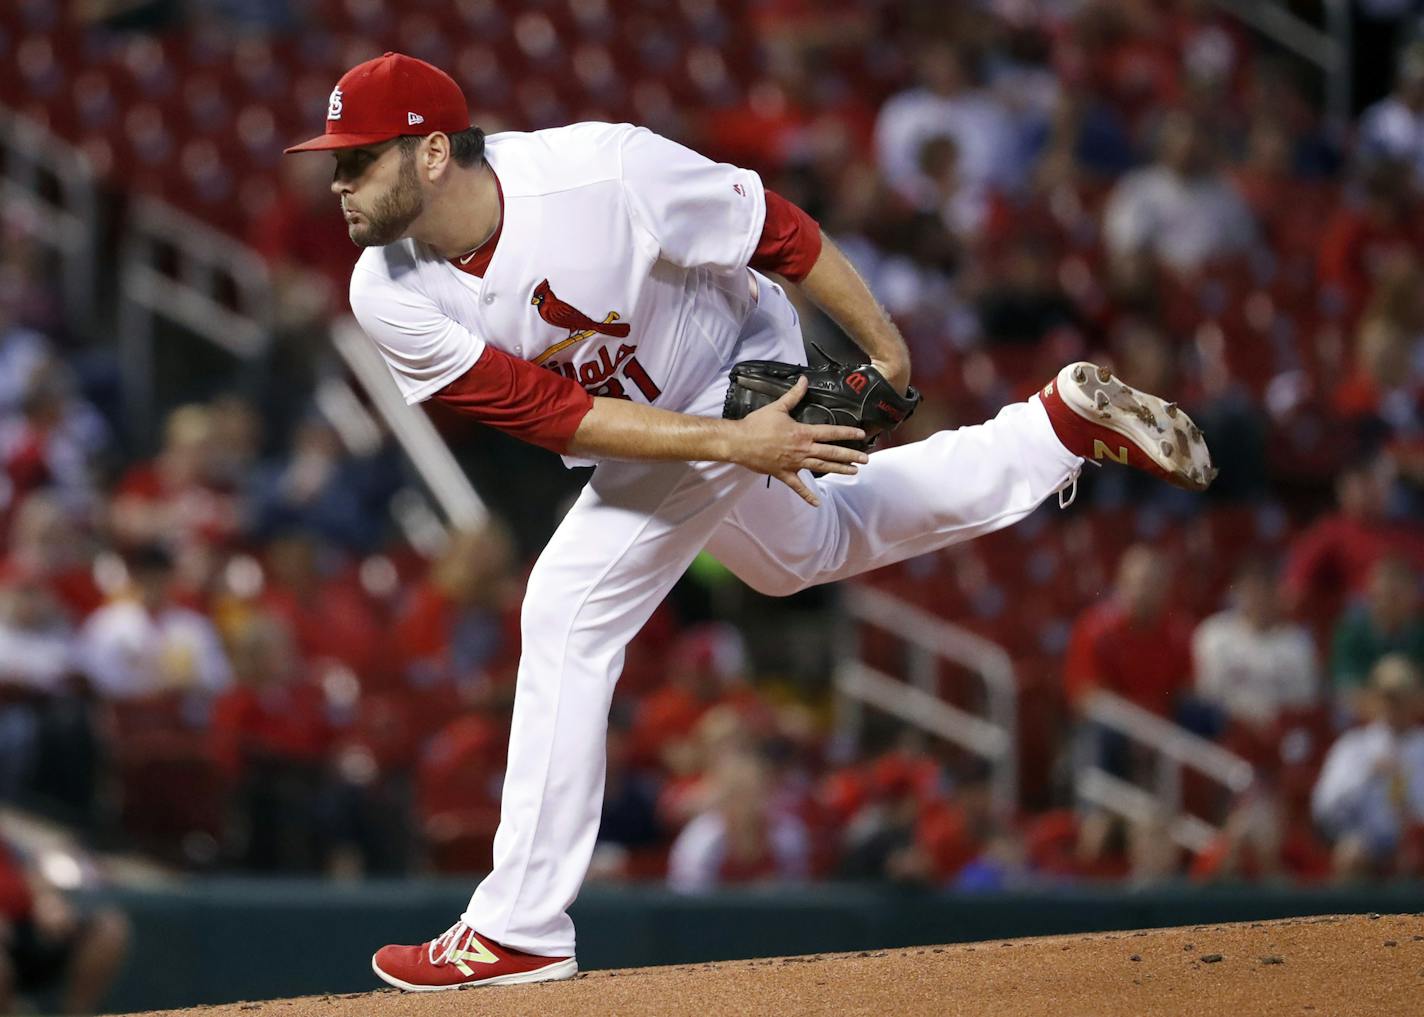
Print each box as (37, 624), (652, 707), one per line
(284, 52), (471, 154)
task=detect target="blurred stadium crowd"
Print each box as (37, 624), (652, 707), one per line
(0, 0), (1422, 904)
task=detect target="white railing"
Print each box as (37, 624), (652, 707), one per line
(330, 316), (488, 532)
(1074, 690), (1256, 853)
(0, 105), (101, 332)
(835, 586), (1018, 816)
(116, 198), (274, 444)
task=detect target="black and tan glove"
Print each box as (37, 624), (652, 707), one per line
(722, 345), (921, 452)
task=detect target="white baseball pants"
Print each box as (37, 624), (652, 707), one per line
(462, 277), (1083, 955)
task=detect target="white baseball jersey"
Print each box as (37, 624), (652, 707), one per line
(349, 122), (767, 452)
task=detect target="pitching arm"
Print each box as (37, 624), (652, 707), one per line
(792, 232), (913, 396)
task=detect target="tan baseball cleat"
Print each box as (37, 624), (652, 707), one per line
(372, 922), (577, 991)
(1038, 362), (1217, 492)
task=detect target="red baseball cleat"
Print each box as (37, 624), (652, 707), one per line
(371, 922), (577, 991)
(1038, 362), (1216, 492)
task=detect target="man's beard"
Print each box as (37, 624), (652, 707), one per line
(349, 153), (423, 247)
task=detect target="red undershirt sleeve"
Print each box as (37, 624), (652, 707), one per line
(750, 189), (823, 283)
(431, 345), (594, 454)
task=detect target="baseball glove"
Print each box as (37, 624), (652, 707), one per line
(721, 344), (921, 452)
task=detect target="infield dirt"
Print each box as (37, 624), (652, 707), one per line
(116, 913), (1423, 1017)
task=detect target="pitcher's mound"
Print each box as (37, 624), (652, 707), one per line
(116, 913), (1421, 1017)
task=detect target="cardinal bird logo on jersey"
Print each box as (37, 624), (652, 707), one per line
(530, 279), (630, 365)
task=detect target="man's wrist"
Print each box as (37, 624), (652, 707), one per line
(710, 418), (742, 466)
(871, 354), (912, 394)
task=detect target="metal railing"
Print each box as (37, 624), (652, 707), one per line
(330, 316), (488, 533)
(1074, 690), (1256, 853)
(835, 585), (1018, 816)
(0, 104), (101, 332)
(116, 197), (275, 446)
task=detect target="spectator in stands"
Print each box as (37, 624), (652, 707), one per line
(211, 612), (332, 872)
(0, 222), (64, 342)
(1331, 255), (1424, 447)
(1191, 559), (1319, 730)
(915, 135), (990, 241)
(0, 359), (106, 525)
(0, 494), (103, 623)
(245, 154), (356, 327)
(1317, 158), (1424, 320)
(667, 749), (808, 892)
(258, 530), (383, 686)
(834, 745), (942, 883)
(874, 41), (1023, 213)
(971, 228), (1082, 348)
(630, 623), (764, 773)
(0, 837), (129, 1015)
(1189, 790), (1331, 884)
(392, 525), (520, 747)
(1283, 456), (1424, 619)
(249, 415), (396, 553)
(1064, 545), (1194, 718)
(1229, 116), (1333, 258)
(75, 544), (232, 701)
(1102, 109), (1256, 278)
(0, 302), (51, 422)
(0, 566), (75, 801)
(916, 762), (1011, 886)
(205, 395), (262, 494)
(1032, 83), (1138, 189)
(110, 404), (241, 560)
(589, 726), (663, 881)
(952, 831), (1032, 891)
(1311, 655), (1424, 878)
(1330, 557), (1424, 706)
(1359, 42), (1424, 187)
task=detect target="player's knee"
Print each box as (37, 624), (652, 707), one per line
(734, 570), (808, 598)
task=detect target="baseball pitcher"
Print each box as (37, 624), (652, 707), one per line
(284, 53), (1215, 990)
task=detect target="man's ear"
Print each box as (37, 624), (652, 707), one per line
(424, 132), (453, 180)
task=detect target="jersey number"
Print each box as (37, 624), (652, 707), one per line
(590, 355), (662, 402)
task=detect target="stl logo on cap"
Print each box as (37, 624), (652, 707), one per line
(285, 52), (471, 153)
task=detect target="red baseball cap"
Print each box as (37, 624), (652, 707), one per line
(284, 52), (470, 153)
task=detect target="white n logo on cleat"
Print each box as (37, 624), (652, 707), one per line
(1092, 439), (1129, 465)
(451, 937), (499, 976)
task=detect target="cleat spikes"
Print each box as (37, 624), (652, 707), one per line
(1046, 361), (1213, 494)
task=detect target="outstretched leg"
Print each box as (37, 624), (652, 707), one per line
(707, 363), (1213, 595)
(706, 394), (1082, 595)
